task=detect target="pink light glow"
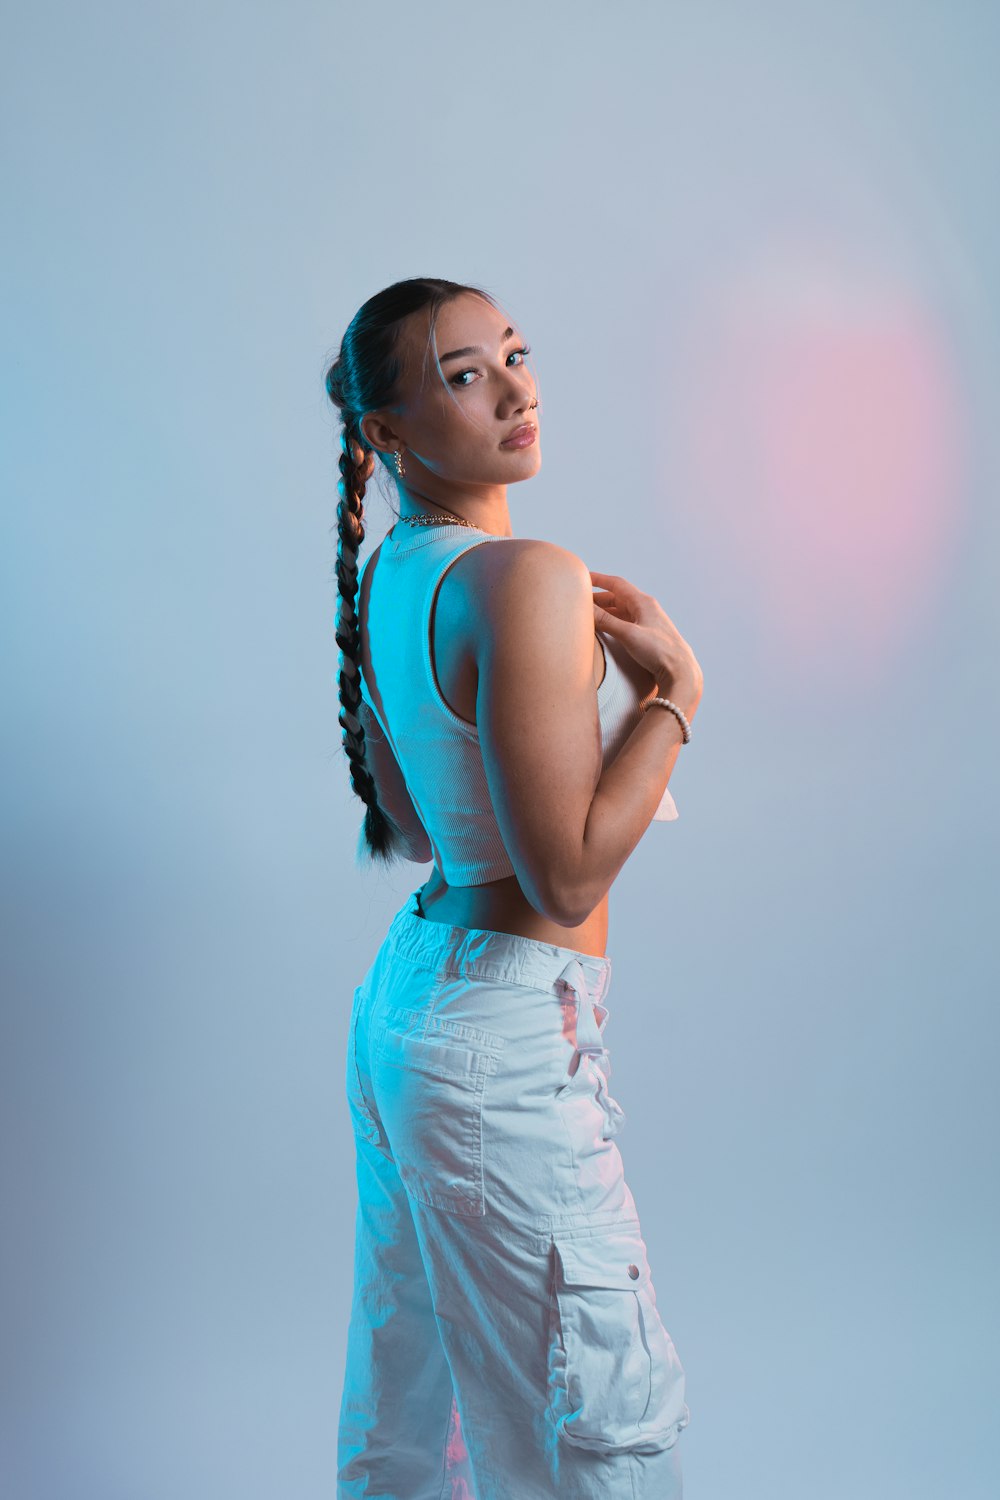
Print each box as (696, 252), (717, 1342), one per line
(443, 1393), (475, 1498)
(671, 240), (970, 688)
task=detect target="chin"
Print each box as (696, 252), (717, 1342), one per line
(505, 450), (542, 476)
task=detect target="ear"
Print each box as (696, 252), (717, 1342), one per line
(360, 410), (403, 456)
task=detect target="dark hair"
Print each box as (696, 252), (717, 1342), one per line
(324, 276), (499, 865)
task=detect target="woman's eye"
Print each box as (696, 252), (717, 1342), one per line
(452, 345), (531, 387)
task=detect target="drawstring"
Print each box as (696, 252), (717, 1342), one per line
(554, 957), (627, 1139)
(556, 958), (609, 1055)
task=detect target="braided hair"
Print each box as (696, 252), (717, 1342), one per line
(324, 276), (499, 865)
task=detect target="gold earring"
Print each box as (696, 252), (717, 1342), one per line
(394, 449), (406, 477)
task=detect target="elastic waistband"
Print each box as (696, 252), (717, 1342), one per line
(385, 885), (612, 1004)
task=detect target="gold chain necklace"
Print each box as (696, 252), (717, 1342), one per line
(396, 511), (480, 530)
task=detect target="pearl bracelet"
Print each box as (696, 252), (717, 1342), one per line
(641, 696), (692, 743)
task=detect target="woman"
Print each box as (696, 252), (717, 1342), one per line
(327, 277), (703, 1499)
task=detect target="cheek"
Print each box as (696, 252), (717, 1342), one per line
(432, 405), (490, 456)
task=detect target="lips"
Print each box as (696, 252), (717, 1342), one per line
(500, 422), (537, 446)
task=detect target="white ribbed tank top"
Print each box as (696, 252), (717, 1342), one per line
(357, 524), (678, 887)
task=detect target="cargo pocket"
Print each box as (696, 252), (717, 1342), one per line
(546, 1218), (690, 1455)
(373, 1004), (505, 1218)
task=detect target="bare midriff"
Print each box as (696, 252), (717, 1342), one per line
(416, 868), (609, 959)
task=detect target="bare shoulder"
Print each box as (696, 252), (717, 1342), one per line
(468, 534), (586, 577)
(455, 536), (590, 631)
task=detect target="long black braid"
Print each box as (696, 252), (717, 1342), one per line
(324, 276), (499, 864)
(333, 415), (401, 862)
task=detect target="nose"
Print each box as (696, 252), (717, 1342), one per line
(502, 368), (537, 413)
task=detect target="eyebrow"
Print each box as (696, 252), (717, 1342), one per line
(439, 326), (519, 363)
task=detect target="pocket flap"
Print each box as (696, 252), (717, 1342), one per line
(546, 1219), (689, 1456)
(553, 1221), (651, 1291)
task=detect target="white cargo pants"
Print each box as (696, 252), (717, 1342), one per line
(337, 884), (690, 1498)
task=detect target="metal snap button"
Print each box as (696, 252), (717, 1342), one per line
(627, 1263), (640, 1279)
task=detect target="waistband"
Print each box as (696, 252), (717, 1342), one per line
(385, 885), (613, 1005)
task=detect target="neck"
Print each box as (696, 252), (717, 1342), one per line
(396, 483), (514, 538)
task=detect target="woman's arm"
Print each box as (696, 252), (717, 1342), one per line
(357, 699), (434, 864)
(475, 542), (698, 926)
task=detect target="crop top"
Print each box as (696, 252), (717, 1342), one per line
(356, 523), (678, 886)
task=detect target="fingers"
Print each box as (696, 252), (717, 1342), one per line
(593, 587), (632, 624)
(589, 569), (644, 599)
(593, 600), (628, 620)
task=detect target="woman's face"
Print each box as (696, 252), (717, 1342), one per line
(362, 292), (541, 492)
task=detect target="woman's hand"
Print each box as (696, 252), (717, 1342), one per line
(590, 570), (703, 716)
